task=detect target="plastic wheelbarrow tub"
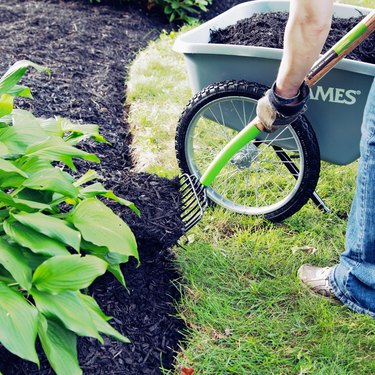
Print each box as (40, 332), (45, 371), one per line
(173, 0), (375, 165)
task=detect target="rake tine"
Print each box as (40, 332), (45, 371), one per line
(183, 206), (204, 225)
(179, 173), (208, 232)
(182, 187), (206, 208)
(180, 181), (193, 194)
(181, 187), (206, 213)
(181, 203), (202, 221)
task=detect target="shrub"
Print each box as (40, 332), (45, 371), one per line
(89, 0), (212, 23)
(0, 60), (139, 375)
(149, 0), (212, 23)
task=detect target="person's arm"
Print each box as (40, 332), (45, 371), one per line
(256, 0), (334, 132)
(275, 0), (334, 98)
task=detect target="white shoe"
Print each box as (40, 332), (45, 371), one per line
(297, 264), (337, 299)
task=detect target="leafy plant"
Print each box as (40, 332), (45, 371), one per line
(87, 0), (211, 23)
(150, 0), (212, 23)
(0, 60), (140, 375)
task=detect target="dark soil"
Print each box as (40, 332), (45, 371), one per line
(210, 12), (375, 64)
(0, 0), (249, 374)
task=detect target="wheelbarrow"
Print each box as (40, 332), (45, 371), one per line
(173, 0), (375, 231)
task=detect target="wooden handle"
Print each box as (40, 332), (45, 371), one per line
(306, 10), (375, 87)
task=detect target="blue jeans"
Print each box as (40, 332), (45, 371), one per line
(328, 79), (375, 318)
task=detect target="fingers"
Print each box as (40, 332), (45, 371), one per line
(256, 93), (277, 132)
(253, 116), (265, 131)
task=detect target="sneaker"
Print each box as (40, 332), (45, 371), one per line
(297, 264), (337, 299)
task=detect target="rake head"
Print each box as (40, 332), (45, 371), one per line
(179, 173), (208, 233)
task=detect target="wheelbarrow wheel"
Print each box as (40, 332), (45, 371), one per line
(175, 80), (321, 222)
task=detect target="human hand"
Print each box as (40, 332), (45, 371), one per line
(256, 81), (309, 133)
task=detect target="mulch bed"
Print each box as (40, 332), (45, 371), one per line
(0, 1), (182, 374)
(0, 0), (250, 373)
(210, 12), (375, 64)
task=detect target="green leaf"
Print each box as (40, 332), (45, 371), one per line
(0, 127), (28, 157)
(22, 168), (78, 198)
(105, 251), (129, 266)
(4, 220), (69, 257)
(32, 255), (107, 293)
(40, 117), (107, 144)
(0, 208), (9, 221)
(0, 94), (14, 117)
(12, 109), (51, 144)
(0, 237), (32, 290)
(61, 119), (107, 144)
(15, 188), (54, 206)
(79, 182), (140, 216)
(31, 289), (102, 341)
(7, 85), (33, 99)
(38, 314), (82, 375)
(12, 212), (81, 251)
(21, 250), (49, 271)
(0, 60), (49, 95)
(0, 115), (12, 127)
(103, 190), (140, 216)
(0, 190), (45, 212)
(71, 198), (138, 261)
(80, 239), (109, 255)
(73, 170), (102, 187)
(10, 196), (52, 211)
(19, 156), (52, 174)
(26, 136), (100, 170)
(80, 241), (127, 278)
(0, 158), (28, 188)
(0, 111), (49, 157)
(79, 293), (130, 343)
(0, 158), (28, 177)
(108, 264), (126, 287)
(0, 282), (39, 364)
(0, 265), (16, 284)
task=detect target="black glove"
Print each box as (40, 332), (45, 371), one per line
(256, 81), (310, 133)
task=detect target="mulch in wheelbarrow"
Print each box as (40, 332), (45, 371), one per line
(210, 12), (375, 64)
(0, 0), (186, 374)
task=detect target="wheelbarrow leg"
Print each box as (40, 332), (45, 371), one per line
(311, 191), (331, 213)
(272, 145), (331, 214)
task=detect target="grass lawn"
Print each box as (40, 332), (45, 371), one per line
(126, 1), (375, 373)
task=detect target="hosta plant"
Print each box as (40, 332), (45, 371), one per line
(0, 61), (140, 375)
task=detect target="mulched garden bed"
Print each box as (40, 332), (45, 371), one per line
(0, 0), (250, 373)
(210, 12), (375, 63)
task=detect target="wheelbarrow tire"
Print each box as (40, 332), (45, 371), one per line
(175, 80), (320, 222)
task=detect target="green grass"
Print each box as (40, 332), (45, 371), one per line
(126, 3), (375, 373)
(126, 27), (194, 178)
(336, 0), (373, 6)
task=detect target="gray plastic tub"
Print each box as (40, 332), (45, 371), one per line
(173, 0), (375, 165)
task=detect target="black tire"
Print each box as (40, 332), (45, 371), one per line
(175, 80), (321, 222)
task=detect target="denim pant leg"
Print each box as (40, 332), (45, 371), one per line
(328, 79), (375, 318)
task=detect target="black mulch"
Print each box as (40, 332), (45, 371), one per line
(210, 12), (375, 64)
(0, 0), (249, 374)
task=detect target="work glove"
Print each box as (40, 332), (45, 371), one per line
(256, 81), (310, 133)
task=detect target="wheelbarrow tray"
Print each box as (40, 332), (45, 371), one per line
(173, 0), (375, 165)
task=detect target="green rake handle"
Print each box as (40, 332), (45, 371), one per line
(199, 10), (375, 188)
(200, 121), (261, 186)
